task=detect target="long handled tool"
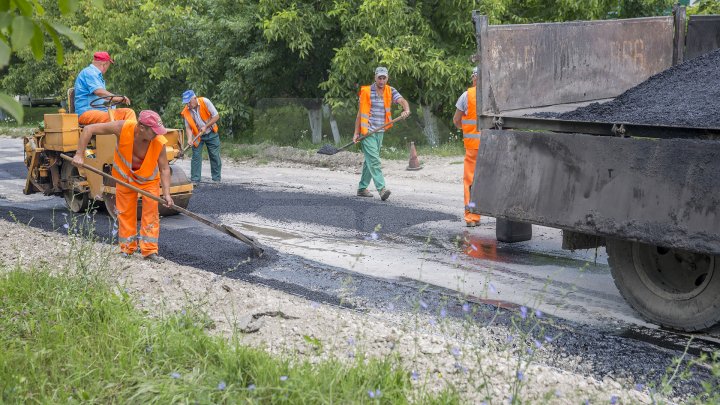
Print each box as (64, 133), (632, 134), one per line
(181, 132), (203, 155)
(317, 116), (406, 155)
(60, 154), (264, 257)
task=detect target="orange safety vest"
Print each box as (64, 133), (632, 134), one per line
(461, 86), (481, 150)
(359, 85), (392, 135)
(112, 120), (167, 185)
(180, 97), (219, 146)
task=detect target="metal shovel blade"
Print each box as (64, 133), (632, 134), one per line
(317, 144), (341, 155)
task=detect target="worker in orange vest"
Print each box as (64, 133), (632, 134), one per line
(180, 90), (221, 185)
(72, 110), (174, 263)
(353, 67), (410, 201)
(453, 67), (482, 227)
(74, 51), (136, 125)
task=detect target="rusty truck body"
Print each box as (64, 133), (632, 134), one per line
(469, 9), (720, 331)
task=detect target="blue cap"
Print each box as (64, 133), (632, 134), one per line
(182, 90), (196, 104)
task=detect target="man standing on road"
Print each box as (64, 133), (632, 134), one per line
(353, 67), (410, 201)
(74, 51), (136, 125)
(180, 90), (222, 185)
(72, 110), (173, 263)
(453, 67), (482, 227)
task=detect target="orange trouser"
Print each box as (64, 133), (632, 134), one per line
(116, 181), (160, 257)
(78, 108), (136, 125)
(464, 148), (481, 223)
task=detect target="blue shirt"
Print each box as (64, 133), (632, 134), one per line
(74, 64), (106, 116)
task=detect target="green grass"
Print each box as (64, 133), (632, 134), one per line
(0, 264), (458, 403)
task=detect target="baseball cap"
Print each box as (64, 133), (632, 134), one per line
(375, 66), (389, 77)
(93, 51), (114, 63)
(182, 90), (196, 104)
(138, 110), (168, 135)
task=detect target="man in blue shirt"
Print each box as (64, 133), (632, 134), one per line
(74, 51), (136, 124)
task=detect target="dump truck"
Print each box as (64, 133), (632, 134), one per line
(23, 92), (193, 219)
(469, 8), (720, 331)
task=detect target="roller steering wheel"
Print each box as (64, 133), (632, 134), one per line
(90, 95), (128, 109)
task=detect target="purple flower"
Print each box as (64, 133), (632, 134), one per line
(517, 371), (524, 381)
(555, 389), (562, 397)
(440, 308), (447, 318)
(520, 306), (528, 319)
(181, 309), (186, 315)
(610, 395), (618, 404)
(451, 253), (458, 261)
(419, 300), (428, 309)
(63, 223), (69, 229)
(368, 390), (375, 398)
(533, 339), (542, 349)
(348, 351), (355, 358)
(489, 283), (497, 294)
(429, 318), (436, 326)
(311, 301), (320, 309)
(248, 384), (256, 391)
(527, 348), (534, 355)
(506, 335), (514, 343)
(585, 400), (590, 405)
(368, 389), (382, 398)
(370, 232), (378, 240)
(170, 372), (181, 379)
(535, 309), (543, 318)
(387, 302), (395, 311)
(462, 302), (470, 312)
(635, 383), (644, 391)
(347, 337), (355, 346)
(280, 375), (288, 381)
(411, 371), (419, 381)
(451, 347), (461, 357)
(545, 335), (553, 343)
(217, 381), (226, 390)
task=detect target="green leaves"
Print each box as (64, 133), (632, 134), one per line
(0, 93), (23, 124)
(10, 15), (33, 50)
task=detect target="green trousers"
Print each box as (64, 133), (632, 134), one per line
(358, 131), (385, 191)
(190, 131), (222, 182)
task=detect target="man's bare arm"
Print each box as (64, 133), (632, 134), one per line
(397, 97), (411, 119)
(72, 121), (125, 166)
(92, 88), (131, 105)
(453, 109), (463, 130)
(157, 146), (174, 207)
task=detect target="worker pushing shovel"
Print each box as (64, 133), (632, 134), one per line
(318, 66), (411, 202)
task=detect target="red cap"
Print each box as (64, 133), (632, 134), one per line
(138, 110), (168, 135)
(93, 51), (114, 63)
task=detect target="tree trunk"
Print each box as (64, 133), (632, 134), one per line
(307, 106), (323, 144)
(323, 104), (341, 144)
(420, 104), (439, 146)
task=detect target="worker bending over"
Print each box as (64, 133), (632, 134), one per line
(453, 67), (482, 227)
(353, 66), (410, 201)
(73, 110), (173, 263)
(74, 51), (136, 125)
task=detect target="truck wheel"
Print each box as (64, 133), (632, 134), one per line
(61, 163), (89, 213)
(606, 238), (720, 331)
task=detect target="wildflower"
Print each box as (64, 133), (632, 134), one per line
(347, 337), (355, 346)
(429, 318), (436, 326)
(451, 346), (461, 357)
(462, 302), (470, 312)
(311, 301), (320, 309)
(506, 335), (514, 343)
(368, 389), (382, 398)
(555, 389), (562, 397)
(280, 375), (288, 381)
(635, 383), (644, 391)
(520, 306), (528, 319)
(545, 335), (553, 343)
(181, 309), (186, 315)
(533, 339), (542, 349)
(63, 223), (69, 229)
(527, 348), (534, 355)
(411, 370), (419, 381)
(248, 384), (256, 391)
(388, 302), (395, 311)
(535, 309), (543, 318)
(170, 372), (181, 379)
(440, 308), (447, 318)
(610, 395), (618, 404)
(348, 351), (355, 358)
(419, 299), (428, 309)
(585, 400), (590, 405)
(517, 371), (524, 381)
(217, 381), (226, 390)
(451, 253), (458, 261)
(370, 232), (378, 240)
(489, 283), (497, 294)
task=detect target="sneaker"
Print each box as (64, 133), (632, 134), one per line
(466, 221), (479, 227)
(357, 189), (373, 197)
(379, 188), (391, 201)
(144, 253), (165, 263)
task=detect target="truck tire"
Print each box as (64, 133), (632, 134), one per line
(61, 162), (89, 213)
(606, 238), (720, 331)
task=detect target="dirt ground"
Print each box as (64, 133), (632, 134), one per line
(0, 216), (657, 404)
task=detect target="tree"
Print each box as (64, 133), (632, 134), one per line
(0, 0), (84, 123)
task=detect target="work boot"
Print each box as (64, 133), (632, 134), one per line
(379, 188), (391, 201)
(357, 189), (373, 197)
(466, 221), (479, 227)
(144, 253), (165, 264)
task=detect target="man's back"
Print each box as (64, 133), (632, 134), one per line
(74, 64), (106, 116)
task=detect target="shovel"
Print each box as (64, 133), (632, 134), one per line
(180, 132), (203, 156)
(60, 154), (264, 257)
(317, 116), (406, 155)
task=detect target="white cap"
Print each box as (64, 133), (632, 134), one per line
(375, 66), (389, 77)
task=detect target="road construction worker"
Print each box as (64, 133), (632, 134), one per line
(453, 67), (482, 227)
(74, 51), (136, 125)
(72, 110), (173, 263)
(180, 90), (221, 184)
(353, 66), (410, 201)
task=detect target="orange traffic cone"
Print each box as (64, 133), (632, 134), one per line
(406, 141), (422, 171)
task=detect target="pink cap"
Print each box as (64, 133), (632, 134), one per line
(138, 110), (168, 135)
(93, 51), (114, 63)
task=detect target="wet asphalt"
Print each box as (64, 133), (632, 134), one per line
(0, 161), (717, 398)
